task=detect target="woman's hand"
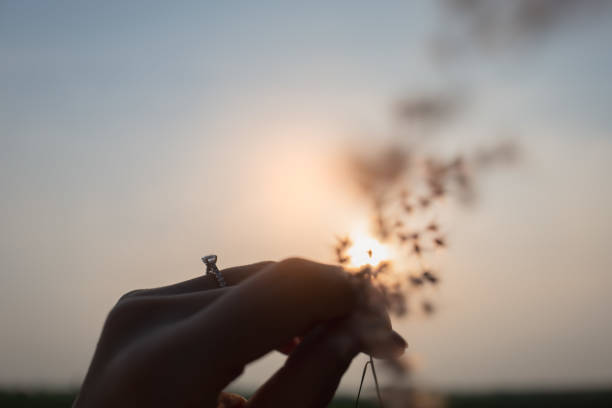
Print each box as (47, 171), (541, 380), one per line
(73, 258), (407, 408)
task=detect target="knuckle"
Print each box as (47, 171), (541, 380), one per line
(274, 257), (312, 283)
(277, 257), (308, 271)
(107, 299), (133, 323)
(104, 304), (128, 333)
(117, 289), (146, 302)
(275, 257), (322, 286)
(105, 297), (145, 332)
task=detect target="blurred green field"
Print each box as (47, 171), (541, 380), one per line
(0, 391), (370, 408)
(2, 389), (612, 407)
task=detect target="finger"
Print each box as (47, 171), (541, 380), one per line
(109, 289), (229, 335)
(218, 392), (247, 408)
(159, 258), (359, 392)
(105, 286), (304, 358)
(121, 261), (274, 299)
(348, 281), (408, 359)
(98, 288), (232, 361)
(276, 336), (301, 355)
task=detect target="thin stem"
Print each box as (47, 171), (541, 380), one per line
(369, 355), (385, 408)
(354, 360), (371, 408)
(354, 355), (385, 408)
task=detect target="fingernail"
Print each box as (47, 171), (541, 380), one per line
(391, 331), (408, 349)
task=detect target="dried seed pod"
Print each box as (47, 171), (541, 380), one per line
(374, 262), (390, 276)
(422, 270), (438, 284)
(433, 237), (446, 248)
(409, 276), (424, 286)
(355, 266), (373, 280)
(413, 242), (422, 256)
(430, 182), (445, 198)
(422, 300), (435, 315)
(337, 236), (351, 248)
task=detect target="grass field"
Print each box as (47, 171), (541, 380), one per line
(2, 389), (612, 407)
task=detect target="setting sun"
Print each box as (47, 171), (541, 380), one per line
(346, 233), (391, 268)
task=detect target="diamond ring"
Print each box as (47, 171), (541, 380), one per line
(202, 254), (227, 288)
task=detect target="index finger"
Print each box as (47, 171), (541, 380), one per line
(121, 261), (275, 299)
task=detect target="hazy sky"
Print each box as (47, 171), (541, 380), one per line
(1, 0), (612, 393)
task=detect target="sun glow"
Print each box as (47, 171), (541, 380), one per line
(346, 232), (391, 268)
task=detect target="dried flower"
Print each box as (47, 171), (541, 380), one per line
(422, 300), (435, 315)
(336, 97), (517, 322)
(433, 237), (446, 248)
(422, 270), (439, 284)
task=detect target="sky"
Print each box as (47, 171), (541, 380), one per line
(1, 0), (612, 393)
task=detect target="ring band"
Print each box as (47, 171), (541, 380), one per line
(202, 254), (227, 288)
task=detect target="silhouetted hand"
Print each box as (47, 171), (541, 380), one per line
(73, 258), (407, 408)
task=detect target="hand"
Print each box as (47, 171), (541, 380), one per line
(73, 258), (407, 408)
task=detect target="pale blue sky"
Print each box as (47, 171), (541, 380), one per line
(1, 0), (612, 392)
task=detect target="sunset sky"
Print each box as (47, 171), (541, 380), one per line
(1, 1), (612, 392)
